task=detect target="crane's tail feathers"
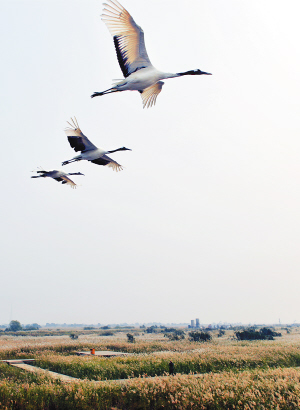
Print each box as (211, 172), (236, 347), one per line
(91, 88), (119, 98)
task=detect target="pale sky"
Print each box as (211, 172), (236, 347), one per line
(1, 0), (300, 326)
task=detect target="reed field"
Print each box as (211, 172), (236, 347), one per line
(1, 327), (300, 409)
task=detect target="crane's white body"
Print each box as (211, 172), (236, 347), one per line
(113, 68), (176, 91)
(42, 170), (65, 179)
(64, 135), (108, 162)
(62, 118), (131, 171)
(91, 0), (211, 108)
(68, 150), (106, 162)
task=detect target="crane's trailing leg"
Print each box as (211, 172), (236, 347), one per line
(91, 88), (120, 98)
(62, 158), (80, 166)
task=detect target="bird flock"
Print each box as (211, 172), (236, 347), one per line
(32, 0), (211, 188)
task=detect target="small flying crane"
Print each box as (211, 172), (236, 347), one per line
(62, 117), (131, 171)
(31, 168), (84, 189)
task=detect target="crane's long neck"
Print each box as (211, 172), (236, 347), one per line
(159, 69), (211, 80)
(176, 69), (212, 77)
(160, 72), (178, 80)
(108, 147), (130, 154)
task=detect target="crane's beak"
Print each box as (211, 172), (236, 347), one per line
(197, 70), (212, 75)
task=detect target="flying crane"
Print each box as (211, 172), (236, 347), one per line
(62, 118), (131, 171)
(91, 0), (211, 108)
(31, 168), (84, 189)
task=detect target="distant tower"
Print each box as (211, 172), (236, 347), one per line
(191, 320), (195, 328)
(196, 318), (200, 328)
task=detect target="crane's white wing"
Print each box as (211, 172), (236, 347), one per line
(106, 161), (123, 172)
(91, 154), (123, 172)
(140, 81), (164, 108)
(102, 0), (152, 78)
(54, 175), (77, 189)
(65, 118), (97, 153)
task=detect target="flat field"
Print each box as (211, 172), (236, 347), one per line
(1, 327), (300, 409)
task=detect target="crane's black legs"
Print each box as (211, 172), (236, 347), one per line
(91, 88), (119, 98)
(62, 158), (80, 166)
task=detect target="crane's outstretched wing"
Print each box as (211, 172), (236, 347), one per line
(91, 154), (123, 172)
(64, 118), (97, 153)
(102, 0), (152, 78)
(54, 175), (77, 188)
(140, 81), (164, 108)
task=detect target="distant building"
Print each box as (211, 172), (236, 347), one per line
(191, 320), (195, 328)
(196, 318), (200, 328)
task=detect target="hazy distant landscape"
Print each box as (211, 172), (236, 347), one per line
(1, 323), (300, 408)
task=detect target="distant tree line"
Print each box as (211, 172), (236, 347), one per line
(235, 327), (282, 341)
(164, 329), (185, 341)
(3, 321), (40, 332)
(189, 331), (212, 342)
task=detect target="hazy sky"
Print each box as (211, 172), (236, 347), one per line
(1, 0), (300, 326)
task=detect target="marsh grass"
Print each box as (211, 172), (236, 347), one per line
(32, 342), (300, 381)
(1, 329), (300, 409)
(1, 367), (300, 409)
(0, 337), (201, 361)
